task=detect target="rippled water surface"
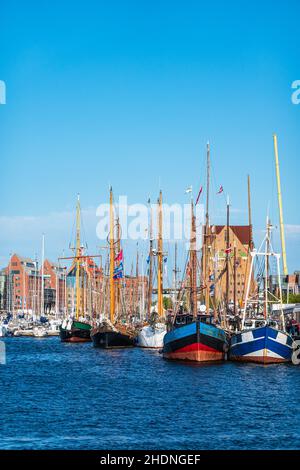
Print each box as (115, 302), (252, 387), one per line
(0, 337), (299, 449)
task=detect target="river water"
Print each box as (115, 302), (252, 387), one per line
(0, 337), (299, 450)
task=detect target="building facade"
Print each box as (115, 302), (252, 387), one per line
(209, 225), (253, 306)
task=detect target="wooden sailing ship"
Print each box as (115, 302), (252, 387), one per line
(137, 192), (167, 348)
(91, 188), (136, 349)
(59, 195), (92, 343)
(162, 143), (228, 362)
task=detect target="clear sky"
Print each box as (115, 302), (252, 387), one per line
(0, 0), (299, 275)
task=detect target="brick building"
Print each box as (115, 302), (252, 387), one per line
(0, 268), (7, 313)
(7, 254), (41, 314)
(209, 225), (253, 306)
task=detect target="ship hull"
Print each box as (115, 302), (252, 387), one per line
(163, 320), (227, 362)
(91, 330), (135, 349)
(229, 326), (293, 364)
(137, 323), (166, 349)
(60, 320), (92, 343)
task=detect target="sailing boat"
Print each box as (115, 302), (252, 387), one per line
(163, 143), (228, 362)
(91, 188), (136, 348)
(60, 195), (92, 342)
(137, 192), (167, 348)
(229, 218), (293, 363)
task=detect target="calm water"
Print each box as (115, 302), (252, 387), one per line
(0, 337), (299, 450)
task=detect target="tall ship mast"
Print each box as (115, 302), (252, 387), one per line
(91, 187), (136, 349)
(162, 143), (228, 362)
(229, 217), (293, 364)
(137, 191), (167, 348)
(59, 195), (92, 343)
(273, 134), (288, 276)
(157, 190), (163, 317)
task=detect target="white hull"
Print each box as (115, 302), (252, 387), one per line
(137, 324), (166, 349)
(0, 325), (7, 337)
(33, 327), (48, 338)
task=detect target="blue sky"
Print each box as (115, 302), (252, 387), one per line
(0, 0), (299, 275)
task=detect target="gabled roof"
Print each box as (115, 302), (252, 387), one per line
(214, 225), (251, 246)
(13, 254), (35, 265)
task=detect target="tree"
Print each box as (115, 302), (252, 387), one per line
(163, 296), (173, 310)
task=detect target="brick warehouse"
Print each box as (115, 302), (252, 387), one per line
(208, 225), (254, 306)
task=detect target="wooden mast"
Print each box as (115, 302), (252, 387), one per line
(109, 187), (115, 323)
(173, 242), (179, 307)
(247, 175), (254, 251)
(135, 244), (139, 316)
(233, 242), (237, 316)
(157, 190), (163, 316)
(204, 142), (210, 313)
(147, 201), (153, 319)
(225, 196), (230, 309)
(264, 217), (270, 320)
(273, 134), (288, 276)
(116, 217), (121, 318)
(190, 200), (197, 318)
(75, 195), (81, 320)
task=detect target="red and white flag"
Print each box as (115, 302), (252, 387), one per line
(217, 185), (223, 194)
(225, 245), (232, 254)
(115, 249), (123, 262)
(195, 186), (203, 205)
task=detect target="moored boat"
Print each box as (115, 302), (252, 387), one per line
(229, 218), (293, 364)
(60, 318), (92, 343)
(33, 326), (48, 338)
(137, 193), (167, 349)
(230, 319), (293, 364)
(137, 322), (166, 349)
(163, 313), (228, 362)
(91, 320), (135, 349)
(92, 188), (137, 349)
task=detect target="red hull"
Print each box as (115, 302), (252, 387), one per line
(62, 337), (91, 343)
(164, 342), (225, 362)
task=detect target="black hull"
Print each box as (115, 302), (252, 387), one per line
(60, 326), (91, 343)
(91, 331), (136, 349)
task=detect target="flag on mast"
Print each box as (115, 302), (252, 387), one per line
(115, 249), (123, 262)
(195, 186), (203, 205)
(217, 185), (224, 194)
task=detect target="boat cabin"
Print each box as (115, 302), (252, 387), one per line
(174, 313), (215, 328)
(243, 318), (279, 330)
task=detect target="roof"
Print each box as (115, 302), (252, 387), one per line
(13, 254), (35, 265)
(214, 225), (251, 246)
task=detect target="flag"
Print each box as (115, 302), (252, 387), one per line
(225, 245), (232, 254)
(217, 185), (223, 194)
(115, 249), (123, 262)
(163, 257), (167, 263)
(185, 186), (192, 194)
(195, 186), (203, 205)
(146, 255), (150, 264)
(113, 271), (123, 279)
(114, 262), (123, 274)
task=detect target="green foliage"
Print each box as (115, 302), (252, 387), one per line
(163, 296), (173, 310)
(282, 293), (300, 304)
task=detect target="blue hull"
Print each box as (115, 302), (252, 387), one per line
(163, 321), (228, 362)
(230, 326), (293, 364)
